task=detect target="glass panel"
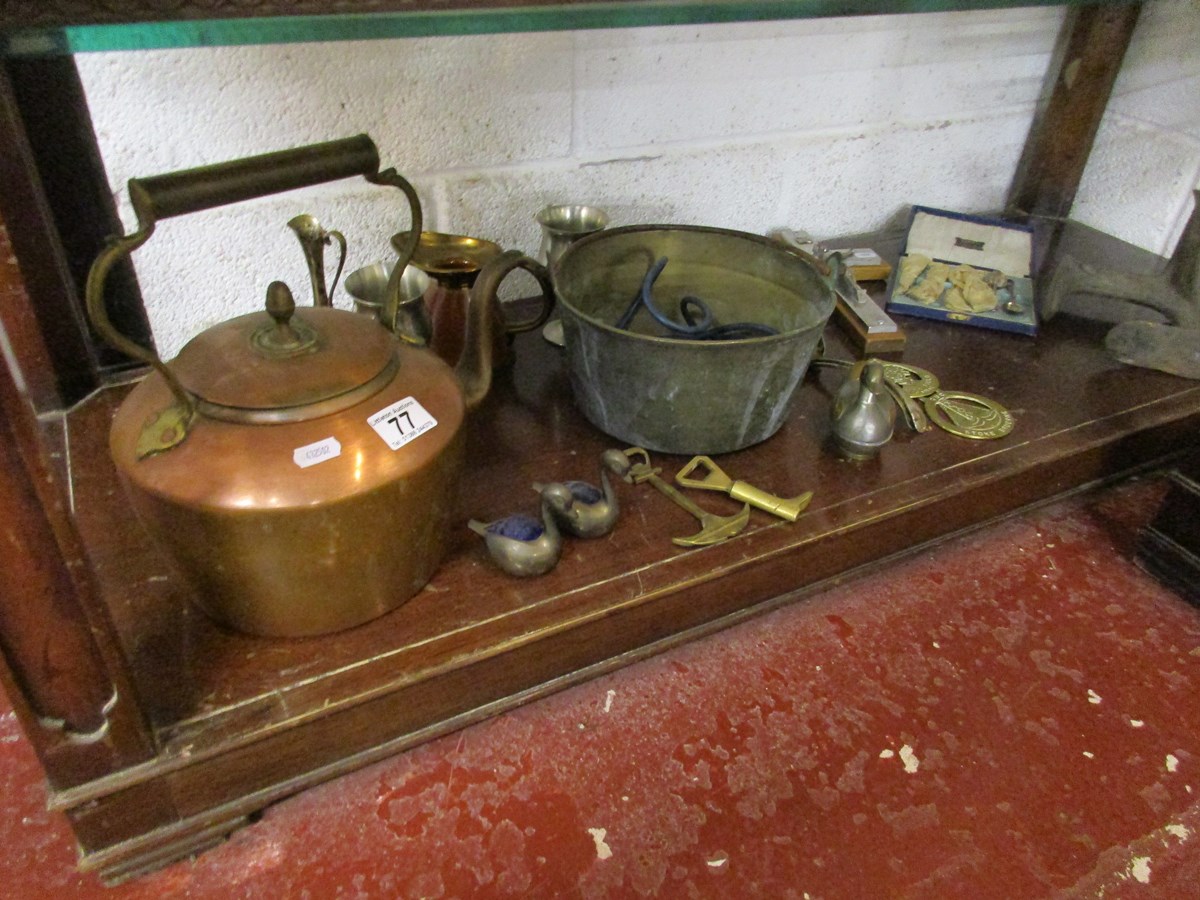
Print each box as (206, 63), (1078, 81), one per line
(2, 0), (1070, 57)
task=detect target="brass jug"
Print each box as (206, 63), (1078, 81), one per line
(404, 231), (503, 366)
(287, 212), (346, 307)
(86, 135), (553, 637)
(393, 230), (555, 368)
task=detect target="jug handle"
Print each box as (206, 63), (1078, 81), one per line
(500, 272), (556, 337)
(86, 135), (422, 450)
(326, 228), (348, 304)
(457, 251), (555, 411)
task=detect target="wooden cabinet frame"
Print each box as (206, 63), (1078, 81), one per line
(3, 1), (1187, 882)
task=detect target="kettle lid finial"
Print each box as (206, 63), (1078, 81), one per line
(172, 284), (395, 416)
(252, 281), (318, 357)
(265, 280), (295, 322)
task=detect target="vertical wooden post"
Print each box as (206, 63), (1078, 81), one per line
(1006, 3), (1142, 222)
(0, 221), (155, 789)
(0, 57), (153, 411)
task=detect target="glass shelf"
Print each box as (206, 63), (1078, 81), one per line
(1, 0), (1082, 57)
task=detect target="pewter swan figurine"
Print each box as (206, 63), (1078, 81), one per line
(533, 448), (630, 539)
(469, 483), (573, 576)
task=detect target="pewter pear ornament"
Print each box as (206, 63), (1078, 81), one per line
(831, 359), (897, 459)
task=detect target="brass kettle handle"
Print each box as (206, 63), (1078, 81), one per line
(126, 134), (382, 222)
(86, 134), (422, 451)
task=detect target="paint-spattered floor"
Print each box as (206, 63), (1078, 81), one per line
(3, 475), (1200, 898)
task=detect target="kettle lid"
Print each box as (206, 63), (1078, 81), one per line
(171, 282), (396, 415)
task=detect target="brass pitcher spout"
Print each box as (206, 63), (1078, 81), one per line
(288, 213), (347, 307)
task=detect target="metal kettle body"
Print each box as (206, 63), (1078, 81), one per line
(89, 136), (552, 637)
(109, 322), (466, 637)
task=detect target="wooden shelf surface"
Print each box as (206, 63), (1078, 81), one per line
(55, 237), (1200, 875)
(68, 323), (1198, 744)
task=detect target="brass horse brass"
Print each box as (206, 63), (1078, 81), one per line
(882, 362), (1014, 440)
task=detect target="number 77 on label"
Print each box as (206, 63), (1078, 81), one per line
(368, 397), (439, 451)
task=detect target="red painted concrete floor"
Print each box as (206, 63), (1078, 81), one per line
(4, 475), (1200, 898)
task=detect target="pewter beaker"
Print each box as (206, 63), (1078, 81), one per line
(536, 204), (609, 271)
(344, 260), (432, 345)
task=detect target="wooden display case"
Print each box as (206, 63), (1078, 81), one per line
(3, 0), (1187, 882)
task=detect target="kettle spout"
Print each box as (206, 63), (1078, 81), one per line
(457, 250), (555, 410)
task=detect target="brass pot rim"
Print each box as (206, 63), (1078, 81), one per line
(552, 223), (836, 345)
(391, 230), (503, 276)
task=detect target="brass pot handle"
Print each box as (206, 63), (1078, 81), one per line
(86, 134), (422, 453)
(768, 231), (831, 278)
(768, 230), (853, 308)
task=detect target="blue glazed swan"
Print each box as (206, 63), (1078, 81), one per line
(533, 448), (630, 539)
(468, 483), (573, 577)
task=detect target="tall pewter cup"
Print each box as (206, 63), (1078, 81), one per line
(537, 205), (609, 346)
(536, 204), (609, 269)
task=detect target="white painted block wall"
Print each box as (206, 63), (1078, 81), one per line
(75, 0), (1200, 358)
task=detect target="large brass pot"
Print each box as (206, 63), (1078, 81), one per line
(551, 225), (837, 455)
(88, 136), (551, 637)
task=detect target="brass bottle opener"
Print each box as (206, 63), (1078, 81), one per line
(622, 448), (749, 547)
(674, 456), (812, 522)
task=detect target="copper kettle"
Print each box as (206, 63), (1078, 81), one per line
(86, 135), (552, 637)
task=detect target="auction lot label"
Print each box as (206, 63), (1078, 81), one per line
(368, 397), (438, 451)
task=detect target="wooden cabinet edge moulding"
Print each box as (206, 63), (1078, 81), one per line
(0, 0), (1141, 48)
(0, 221), (157, 788)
